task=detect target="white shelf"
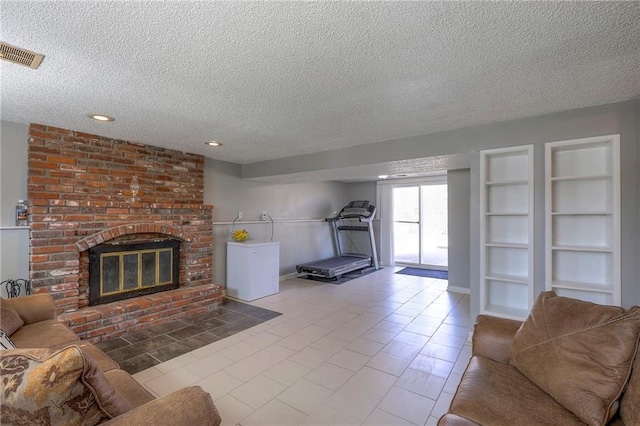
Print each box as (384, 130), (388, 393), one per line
(550, 280), (613, 294)
(484, 212), (529, 216)
(550, 174), (612, 182)
(485, 243), (528, 249)
(545, 135), (620, 306)
(480, 145), (534, 320)
(485, 180), (529, 186)
(485, 273), (529, 284)
(551, 245), (613, 253)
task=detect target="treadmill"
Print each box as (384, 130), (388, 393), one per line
(296, 200), (379, 279)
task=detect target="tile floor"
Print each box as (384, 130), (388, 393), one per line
(95, 299), (282, 374)
(130, 267), (471, 426)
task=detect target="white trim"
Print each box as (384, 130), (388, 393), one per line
(447, 286), (470, 295)
(376, 174), (447, 187)
(213, 218), (325, 226)
(0, 226), (29, 230)
(279, 272), (303, 282)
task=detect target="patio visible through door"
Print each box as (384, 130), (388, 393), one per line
(392, 181), (448, 269)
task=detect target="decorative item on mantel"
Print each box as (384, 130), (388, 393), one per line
(15, 200), (27, 226)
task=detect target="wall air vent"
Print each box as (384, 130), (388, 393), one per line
(0, 42), (44, 69)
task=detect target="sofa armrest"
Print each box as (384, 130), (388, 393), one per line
(472, 315), (522, 364)
(3, 294), (56, 325)
(103, 386), (221, 426)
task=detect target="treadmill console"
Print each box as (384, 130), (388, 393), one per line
(338, 200), (375, 219)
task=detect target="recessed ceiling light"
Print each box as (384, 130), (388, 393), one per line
(205, 141), (223, 147)
(88, 114), (115, 122)
(378, 175), (388, 179)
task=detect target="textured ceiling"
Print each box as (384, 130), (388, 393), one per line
(1, 1), (639, 165)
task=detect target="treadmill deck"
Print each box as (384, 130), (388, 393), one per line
(296, 254), (371, 279)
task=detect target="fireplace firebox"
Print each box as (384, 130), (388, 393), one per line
(89, 240), (180, 306)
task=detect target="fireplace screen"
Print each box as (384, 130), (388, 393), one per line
(89, 240), (180, 305)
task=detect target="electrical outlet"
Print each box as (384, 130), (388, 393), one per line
(261, 210), (268, 221)
(238, 211), (242, 220)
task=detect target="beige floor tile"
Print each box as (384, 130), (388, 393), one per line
(240, 399), (307, 425)
(325, 382), (384, 422)
(289, 346), (333, 369)
(381, 340), (424, 360)
(420, 342), (462, 363)
(224, 355), (273, 382)
(301, 405), (360, 426)
(429, 333), (467, 350)
(443, 372), (463, 395)
(362, 328), (399, 344)
(373, 320), (406, 334)
(430, 391), (455, 419)
(393, 331), (430, 347)
(408, 354), (454, 379)
(366, 351), (412, 376)
(196, 370), (243, 400)
(378, 386), (435, 425)
(145, 367), (200, 397)
(327, 326), (365, 342)
(218, 341), (261, 361)
(231, 375), (287, 409)
(215, 394), (254, 426)
(426, 415), (441, 425)
(363, 408), (415, 425)
(276, 378), (333, 415)
(252, 344), (295, 365)
(396, 368), (446, 400)
(242, 332), (282, 349)
(309, 335), (350, 355)
(263, 359), (313, 386)
(327, 349), (371, 371)
(185, 352), (234, 377)
(346, 337), (385, 357)
(278, 331), (320, 351)
(345, 366), (397, 396)
(305, 362), (355, 391)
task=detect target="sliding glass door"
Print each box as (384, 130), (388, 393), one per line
(392, 180), (448, 269)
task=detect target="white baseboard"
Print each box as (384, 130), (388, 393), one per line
(279, 272), (303, 281)
(447, 286), (470, 295)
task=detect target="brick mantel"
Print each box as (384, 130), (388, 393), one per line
(27, 124), (218, 323)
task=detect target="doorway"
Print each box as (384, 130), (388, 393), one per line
(392, 180), (448, 270)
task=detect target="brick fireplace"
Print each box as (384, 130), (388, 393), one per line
(27, 124), (222, 342)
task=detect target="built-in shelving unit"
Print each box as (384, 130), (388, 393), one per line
(480, 145), (534, 320)
(545, 135), (620, 305)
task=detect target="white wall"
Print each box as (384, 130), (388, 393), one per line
(204, 158), (352, 286)
(0, 121), (30, 295)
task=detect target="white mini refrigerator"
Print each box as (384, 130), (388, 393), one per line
(226, 240), (280, 301)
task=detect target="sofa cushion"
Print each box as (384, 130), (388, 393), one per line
(0, 346), (131, 425)
(620, 346), (640, 425)
(448, 356), (585, 426)
(1, 298), (24, 335)
(10, 319), (79, 348)
(510, 291), (640, 426)
(51, 341), (120, 373)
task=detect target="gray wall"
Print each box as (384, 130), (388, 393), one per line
(447, 169), (470, 291)
(204, 158), (353, 286)
(0, 121), (30, 293)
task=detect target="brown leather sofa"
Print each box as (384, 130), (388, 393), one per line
(439, 293), (640, 426)
(1, 294), (221, 425)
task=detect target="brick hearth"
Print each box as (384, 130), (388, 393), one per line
(26, 124), (222, 341)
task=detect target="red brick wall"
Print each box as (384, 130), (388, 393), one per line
(27, 124), (215, 313)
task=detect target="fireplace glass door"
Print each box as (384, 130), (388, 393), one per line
(89, 240), (179, 305)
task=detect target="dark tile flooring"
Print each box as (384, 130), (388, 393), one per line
(95, 298), (281, 375)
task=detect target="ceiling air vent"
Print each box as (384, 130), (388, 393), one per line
(0, 42), (44, 69)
